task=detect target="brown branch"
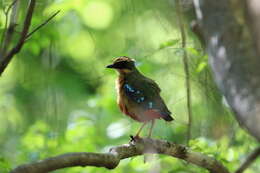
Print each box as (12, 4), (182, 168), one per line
(176, 0), (193, 144)
(0, 1), (60, 76)
(5, 0), (19, 15)
(10, 138), (229, 173)
(235, 147), (260, 173)
(0, 0), (36, 75)
(0, 0), (19, 48)
(25, 10), (61, 40)
(190, 20), (205, 48)
(0, 0), (20, 56)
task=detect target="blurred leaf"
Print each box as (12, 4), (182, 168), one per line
(0, 157), (11, 173)
(159, 39), (179, 49)
(186, 47), (200, 56)
(196, 62), (207, 73)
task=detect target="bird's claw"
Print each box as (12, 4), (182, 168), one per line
(129, 135), (141, 143)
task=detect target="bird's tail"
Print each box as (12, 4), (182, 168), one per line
(161, 112), (174, 121)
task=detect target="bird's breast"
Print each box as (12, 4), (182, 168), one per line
(116, 76), (127, 113)
(116, 76), (141, 121)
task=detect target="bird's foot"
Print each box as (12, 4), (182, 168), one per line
(129, 135), (141, 143)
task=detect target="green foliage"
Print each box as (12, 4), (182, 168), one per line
(159, 39), (179, 50)
(0, 157), (11, 173)
(0, 0), (259, 173)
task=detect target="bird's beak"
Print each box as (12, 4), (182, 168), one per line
(106, 64), (115, 68)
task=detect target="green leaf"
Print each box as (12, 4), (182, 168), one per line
(186, 47), (200, 56)
(159, 39), (179, 49)
(196, 62), (207, 73)
(0, 157), (11, 173)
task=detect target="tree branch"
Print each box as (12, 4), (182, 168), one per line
(25, 10), (61, 40)
(0, 0), (36, 75)
(0, 1), (60, 76)
(235, 146), (260, 173)
(10, 138), (229, 173)
(176, 0), (193, 144)
(0, 0), (20, 57)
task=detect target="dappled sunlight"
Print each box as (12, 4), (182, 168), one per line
(22, 121), (50, 150)
(106, 119), (130, 139)
(81, 1), (114, 29)
(65, 31), (95, 60)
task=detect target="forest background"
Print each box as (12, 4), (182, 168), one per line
(0, 0), (259, 173)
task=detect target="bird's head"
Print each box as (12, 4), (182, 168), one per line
(106, 56), (136, 74)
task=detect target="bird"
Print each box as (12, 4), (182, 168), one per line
(106, 56), (174, 138)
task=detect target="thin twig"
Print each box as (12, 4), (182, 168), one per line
(0, 0), (36, 75)
(26, 10), (60, 40)
(176, 0), (193, 144)
(235, 147), (260, 173)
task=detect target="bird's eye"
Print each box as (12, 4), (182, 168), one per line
(114, 61), (130, 69)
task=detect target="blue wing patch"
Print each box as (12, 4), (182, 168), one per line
(124, 84), (135, 93)
(148, 102), (153, 108)
(123, 83), (145, 103)
(123, 83), (155, 109)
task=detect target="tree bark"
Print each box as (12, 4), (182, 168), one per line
(10, 138), (229, 173)
(193, 0), (260, 141)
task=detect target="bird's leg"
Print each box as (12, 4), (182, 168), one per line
(148, 120), (155, 138)
(134, 122), (147, 138)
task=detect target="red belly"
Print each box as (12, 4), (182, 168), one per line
(118, 101), (161, 122)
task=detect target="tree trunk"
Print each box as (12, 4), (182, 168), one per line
(193, 0), (260, 140)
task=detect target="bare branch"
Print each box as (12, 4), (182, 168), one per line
(26, 10), (61, 40)
(0, 0), (20, 56)
(5, 0), (19, 15)
(0, 0), (36, 76)
(235, 147), (260, 173)
(190, 20), (205, 48)
(0, 0), (18, 48)
(0, 1), (60, 76)
(176, 0), (193, 144)
(10, 138), (229, 173)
